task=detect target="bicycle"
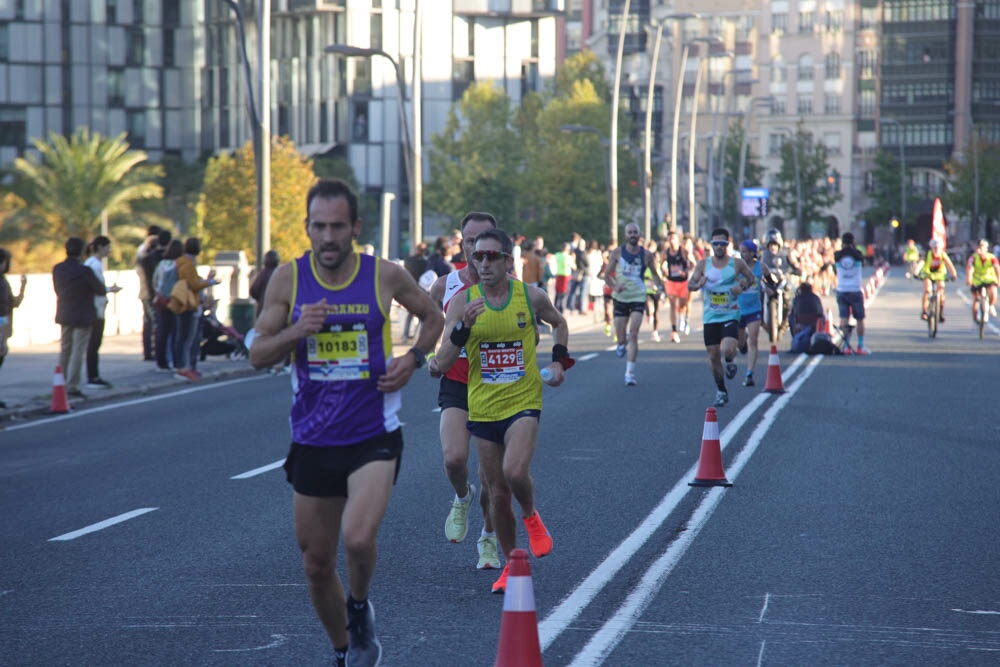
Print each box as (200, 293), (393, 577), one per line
(972, 283), (991, 339)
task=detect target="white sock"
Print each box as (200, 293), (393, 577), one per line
(626, 361), (636, 374)
(481, 529), (495, 538)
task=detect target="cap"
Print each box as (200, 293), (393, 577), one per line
(740, 240), (758, 255)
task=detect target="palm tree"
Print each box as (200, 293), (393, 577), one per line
(3, 127), (163, 244)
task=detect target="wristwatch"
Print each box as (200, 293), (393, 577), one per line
(407, 347), (427, 368)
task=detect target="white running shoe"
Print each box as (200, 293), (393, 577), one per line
(625, 374), (637, 386)
(651, 330), (661, 342)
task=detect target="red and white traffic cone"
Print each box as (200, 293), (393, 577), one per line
(50, 365), (70, 413)
(495, 548), (543, 667)
(689, 407), (732, 487)
(762, 345), (786, 394)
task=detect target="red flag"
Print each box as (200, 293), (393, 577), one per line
(931, 197), (947, 251)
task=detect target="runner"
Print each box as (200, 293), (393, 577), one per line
(603, 222), (665, 386)
(427, 211), (500, 571)
(687, 228), (756, 406)
(662, 230), (696, 343)
(432, 228), (572, 594)
(736, 240), (763, 387)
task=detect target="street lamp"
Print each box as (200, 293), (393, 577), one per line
(881, 117), (907, 235)
(219, 0), (270, 271)
(643, 13), (698, 241)
(737, 96), (773, 237)
(716, 77), (759, 229)
(671, 35), (722, 235)
(610, 0), (632, 245)
(325, 43), (422, 248)
(774, 126), (803, 238)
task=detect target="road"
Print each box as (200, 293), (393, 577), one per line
(1, 274), (998, 666)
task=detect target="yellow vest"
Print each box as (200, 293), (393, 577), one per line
(466, 279), (542, 421)
(971, 253), (999, 284)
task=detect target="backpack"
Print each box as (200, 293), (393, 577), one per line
(808, 331), (842, 355)
(790, 325), (814, 354)
(155, 261), (178, 298)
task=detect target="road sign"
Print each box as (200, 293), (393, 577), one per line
(741, 188), (769, 218)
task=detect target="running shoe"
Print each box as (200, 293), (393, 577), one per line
(491, 563), (509, 594)
(939, 314), (946, 323)
(841, 346), (854, 356)
(444, 484), (476, 543)
(739, 341), (748, 355)
(920, 311), (928, 321)
(682, 319), (691, 335)
(85, 378), (112, 389)
(604, 323), (612, 337)
(855, 346), (872, 356)
(991, 305), (998, 318)
(651, 330), (661, 342)
(523, 510), (552, 558)
(346, 599), (382, 667)
(714, 390), (729, 407)
(725, 361), (738, 380)
(477, 535), (501, 570)
(742, 375), (755, 387)
(671, 331), (680, 343)
(625, 374), (637, 386)
(615, 344), (626, 358)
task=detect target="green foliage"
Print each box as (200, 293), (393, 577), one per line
(943, 137), (1000, 240)
(718, 119), (766, 227)
(551, 51), (612, 102)
(771, 122), (842, 237)
(3, 127), (163, 248)
(198, 135), (316, 265)
(863, 150), (905, 230)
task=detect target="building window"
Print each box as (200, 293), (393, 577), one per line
(370, 13), (382, 51)
(771, 97), (786, 114)
(768, 133), (785, 156)
(823, 132), (841, 155)
(0, 107), (26, 148)
(126, 109), (146, 148)
(797, 97), (813, 114)
(859, 89), (876, 118)
(108, 67), (125, 106)
(858, 50), (876, 78)
(772, 13), (787, 34)
(163, 28), (175, 67)
(0, 24), (7, 63)
(353, 59), (371, 96)
(126, 27), (145, 66)
(163, 2), (179, 26)
(353, 101), (368, 142)
(107, 0), (117, 23)
(798, 54), (813, 82)
(798, 11), (814, 33)
(824, 94), (841, 114)
(825, 10), (843, 32)
(521, 60), (539, 98)
(770, 59), (785, 83)
(825, 52), (840, 79)
(133, 0), (144, 24)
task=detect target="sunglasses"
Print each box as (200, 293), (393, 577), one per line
(471, 250), (509, 262)
(710, 240), (729, 247)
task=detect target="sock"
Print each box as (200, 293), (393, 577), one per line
(334, 646), (348, 666)
(672, 324), (677, 332)
(716, 376), (727, 392)
(858, 335), (865, 349)
(347, 595), (367, 612)
(481, 529), (495, 538)
(456, 485), (471, 503)
(746, 371), (753, 378)
(626, 361), (636, 374)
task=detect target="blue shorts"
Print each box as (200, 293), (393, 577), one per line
(468, 409), (541, 444)
(738, 311), (761, 328)
(837, 291), (865, 320)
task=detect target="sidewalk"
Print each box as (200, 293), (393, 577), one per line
(0, 305), (603, 423)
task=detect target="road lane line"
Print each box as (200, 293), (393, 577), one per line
(538, 355), (808, 650)
(49, 507), (159, 542)
(565, 356), (823, 666)
(3, 375), (268, 432)
(578, 353), (599, 362)
(231, 459), (285, 480)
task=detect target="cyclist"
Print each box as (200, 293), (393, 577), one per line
(902, 239), (921, 279)
(966, 238), (1000, 321)
(916, 239), (958, 322)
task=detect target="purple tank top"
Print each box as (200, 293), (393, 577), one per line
(289, 252), (399, 446)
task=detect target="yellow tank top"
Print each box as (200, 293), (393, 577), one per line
(465, 279), (542, 421)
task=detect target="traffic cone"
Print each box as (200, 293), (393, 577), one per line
(689, 407), (732, 487)
(824, 309), (834, 335)
(495, 548), (543, 667)
(50, 365), (70, 413)
(762, 345), (786, 394)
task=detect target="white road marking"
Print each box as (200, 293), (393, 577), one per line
(952, 608), (1000, 615)
(759, 592), (771, 623)
(4, 375), (268, 432)
(231, 459), (285, 480)
(213, 634), (289, 652)
(565, 356), (823, 666)
(49, 507), (159, 542)
(538, 355), (809, 650)
(955, 289), (1000, 336)
(578, 353), (599, 362)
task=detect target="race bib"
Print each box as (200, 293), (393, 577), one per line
(479, 340), (525, 384)
(708, 291), (731, 309)
(307, 323), (370, 381)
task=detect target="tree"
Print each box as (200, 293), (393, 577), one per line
(197, 135), (315, 264)
(425, 82), (524, 230)
(863, 150), (907, 233)
(3, 128), (163, 247)
(943, 136), (1000, 241)
(771, 122), (842, 238)
(717, 119), (766, 231)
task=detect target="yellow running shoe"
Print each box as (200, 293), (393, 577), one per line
(523, 510), (553, 558)
(444, 484), (475, 543)
(477, 534), (501, 570)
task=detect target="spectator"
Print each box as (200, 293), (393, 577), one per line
(53, 237), (108, 398)
(789, 281), (824, 336)
(0, 248), (27, 408)
(173, 237), (219, 381)
(427, 236), (455, 276)
(552, 242), (574, 312)
(153, 239), (183, 372)
(135, 225), (162, 361)
(520, 239), (545, 289)
(567, 234), (589, 315)
(401, 243), (429, 341)
(250, 249), (281, 319)
(83, 235), (123, 389)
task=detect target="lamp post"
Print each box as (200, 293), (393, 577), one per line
(881, 117), (906, 234)
(609, 0), (632, 245)
(643, 13), (697, 241)
(774, 126), (802, 238)
(737, 96), (773, 237)
(716, 76), (758, 229)
(220, 0), (270, 270)
(670, 34), (722, 234)
(325, 44), (421, 249)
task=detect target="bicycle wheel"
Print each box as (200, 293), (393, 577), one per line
(979, 290), (988, 339)
(928, 294), (938, 338)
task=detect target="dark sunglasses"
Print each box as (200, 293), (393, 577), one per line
(471, 250), (509, 262)
(710, 240), (729, 247)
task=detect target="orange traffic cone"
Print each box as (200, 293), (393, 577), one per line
(689, 407), (732, 487)
(50, 365), (70, 413)
(762, 345), (786, 394)
(495, 548), (543, 667)
(823, 309), (834, 335)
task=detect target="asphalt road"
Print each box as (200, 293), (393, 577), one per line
(1, 274), (998, 666)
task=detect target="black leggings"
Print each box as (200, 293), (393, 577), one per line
(86, 318), (105, 381)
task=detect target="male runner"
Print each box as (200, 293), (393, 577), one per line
(433, 228), (571, 594)
(736, 240), (763, 387)
(249, 178), (443, 667)
(428, 211), (500, 571)
(687, 228), (756, 407)
(603, 222), (665, 385)
(662, 230), (696, 343)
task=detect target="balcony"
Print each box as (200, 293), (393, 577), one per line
(453, 0), (565, 16)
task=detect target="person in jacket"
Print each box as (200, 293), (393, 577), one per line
(0, 247), (27, 408)
(152, 240), (183, 371)
(83, 235), (122, 388)
(173, 237), (218, 381)
(53, 237), (109, 397)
